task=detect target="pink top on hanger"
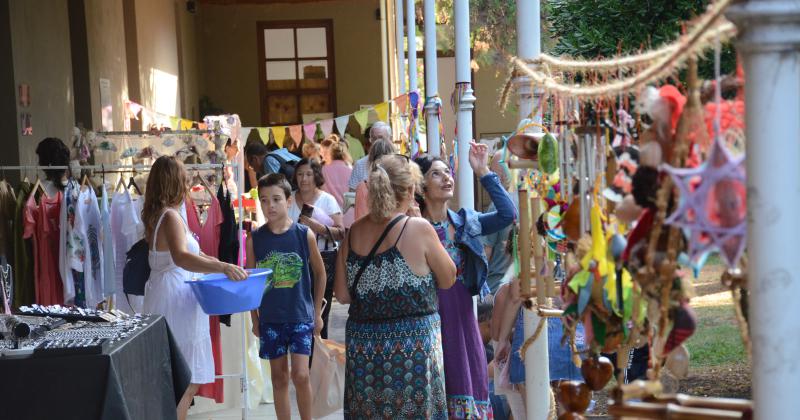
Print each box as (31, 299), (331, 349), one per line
(185, 196), (223, 258)
(23, 191), (64, 306)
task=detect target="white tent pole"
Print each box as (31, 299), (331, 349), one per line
(727, 2), (800, 418)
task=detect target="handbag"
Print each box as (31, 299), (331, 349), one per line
(320, 226), (338, 289)
(123, 239), (151, 296)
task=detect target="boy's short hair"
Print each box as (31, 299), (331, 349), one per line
(258, 173), (292, 199)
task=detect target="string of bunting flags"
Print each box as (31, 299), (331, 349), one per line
(123, 100), (203, 131)
(121, 91), (424, 156)
(247, 91), (419, 149)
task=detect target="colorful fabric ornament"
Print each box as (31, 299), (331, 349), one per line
(664, 136), (746, 268)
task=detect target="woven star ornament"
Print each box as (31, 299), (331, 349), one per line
(664, 136), (746, 268)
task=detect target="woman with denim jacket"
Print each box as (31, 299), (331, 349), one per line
(415, 142), (517, 419)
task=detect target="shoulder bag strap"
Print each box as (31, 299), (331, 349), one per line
(351, 215), (406, 297)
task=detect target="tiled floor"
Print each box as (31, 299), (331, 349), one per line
(188, 301), (348, 420)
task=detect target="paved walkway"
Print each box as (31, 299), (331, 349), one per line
(188, 301), (348, 420)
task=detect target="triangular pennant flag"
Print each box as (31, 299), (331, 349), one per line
(272, 127), (286, 148)
(169, 117), (180, 130)
(374, 102), (389, 122)
(179, 119), (194, 130)
(303, 123), (317, 141)
(335, 115), (350, 135)
(239, 128), (253, 147)
(320, 119), (334, 137)
(353, 109), (369, 130)
(394, 94), (408, 114)
(289, 125), (303, 147)
(257, 128), (270, 144)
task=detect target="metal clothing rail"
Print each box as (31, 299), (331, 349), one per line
(1, 158), (253, 420)
(0, 163), (227, 171)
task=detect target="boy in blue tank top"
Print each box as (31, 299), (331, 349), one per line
(247, 173), (326, 420)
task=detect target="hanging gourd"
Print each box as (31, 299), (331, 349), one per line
(538, 132), (559, 174)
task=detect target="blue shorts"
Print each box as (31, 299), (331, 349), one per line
(259, 322), (314, 360)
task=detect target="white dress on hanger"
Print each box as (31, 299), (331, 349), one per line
(143, 208), (214, 384)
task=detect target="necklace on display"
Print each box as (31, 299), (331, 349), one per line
(0, 264), (11, 311)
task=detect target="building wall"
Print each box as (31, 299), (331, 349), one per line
(85, 0), (129, 131)
(196, 0), (384, 127)
(134, 0), (181, 117)
(474, 63), (516, 144)
(176, 0), (201, 121)
(9, 0), (74, 167)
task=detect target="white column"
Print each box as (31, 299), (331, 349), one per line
(423, 0), (441, 156)
(454, 0), (475, 209)
(379, 0), (390, 100)
(407, 0), (417, 91)
(516, 0), (550, 418)
(727, 2), (800, 418)
(395, 0), (406, 94)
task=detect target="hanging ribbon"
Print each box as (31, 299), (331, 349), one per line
(409, 91), (420, 119)
(335, 115), (350, 136)
(288, 125), (303, 147)
(303, 123), (317, 141)
(320, 119), (334, 137)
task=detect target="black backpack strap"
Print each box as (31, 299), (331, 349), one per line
(350, 215), (406, 298)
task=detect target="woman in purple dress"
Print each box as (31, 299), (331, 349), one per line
(415, 142), (516, 418)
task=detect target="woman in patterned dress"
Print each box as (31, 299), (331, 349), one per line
(335, 154), (456, 419)
(414, 142), (516, 419)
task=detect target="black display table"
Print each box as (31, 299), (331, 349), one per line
(0, 315), (191, 420)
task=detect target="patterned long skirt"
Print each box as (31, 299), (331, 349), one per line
(344, 314), (447, 419)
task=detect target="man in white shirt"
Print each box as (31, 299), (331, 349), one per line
(347, 121), (391, 191)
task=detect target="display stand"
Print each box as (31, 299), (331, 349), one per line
(0, 143), (252, 419)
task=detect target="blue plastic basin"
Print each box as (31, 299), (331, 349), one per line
(185, 268), (272, 315)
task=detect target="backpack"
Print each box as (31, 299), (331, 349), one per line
(123, 238), (151, 295)
(266, 151), (299, 182)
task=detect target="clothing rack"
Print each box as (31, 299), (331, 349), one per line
(0, 158), (253, 420)
(0, 163), (226, 171)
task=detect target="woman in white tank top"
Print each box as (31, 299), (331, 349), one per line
(141, 156), (247, 420)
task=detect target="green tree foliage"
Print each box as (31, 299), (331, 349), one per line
(433, 0), (735, 76)
(545, 0), (708, 57)
(543, 0), (736, 77)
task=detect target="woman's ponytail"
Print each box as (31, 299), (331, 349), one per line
(367, 164), (396, 221)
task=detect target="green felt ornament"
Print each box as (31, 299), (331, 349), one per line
(538, 132), (559, 174)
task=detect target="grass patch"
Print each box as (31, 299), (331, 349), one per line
(685, 303), (747, 368)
